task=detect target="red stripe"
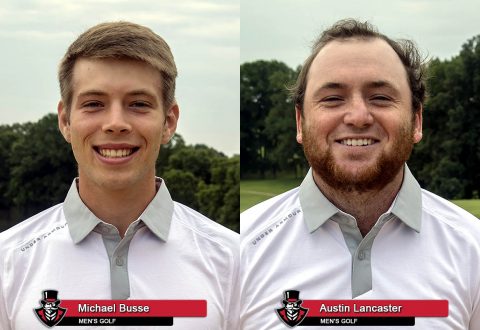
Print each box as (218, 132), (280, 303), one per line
(302, 300), (448, 317)
(60, 300), (207, 317)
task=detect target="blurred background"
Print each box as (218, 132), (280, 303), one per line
(240, 0), (480, 217)
(1, 0), (479, 232)
(0, 0), (240, 232)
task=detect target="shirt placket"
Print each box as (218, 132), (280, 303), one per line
(97, 221), (143, 299)
(333, 213), (395, 298)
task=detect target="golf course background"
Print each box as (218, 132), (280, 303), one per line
(241, 178), (480, 218)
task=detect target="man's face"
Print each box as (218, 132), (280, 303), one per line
(296, 38), (422, 192)
(43, 301), (58, 312)
(58, 58), (178, 191)
(285, 301), (300, 312)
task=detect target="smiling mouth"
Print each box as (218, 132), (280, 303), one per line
(94, 147), (140, 158)
(338, 138), (378, 146)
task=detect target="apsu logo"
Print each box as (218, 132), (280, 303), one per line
(34, 290), (67, 328)
(276, 290), (309, 327)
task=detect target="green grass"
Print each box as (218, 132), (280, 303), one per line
(452, 200), (480, 218)
(241, 179), (480, 218)
(240, 178), (302, 211)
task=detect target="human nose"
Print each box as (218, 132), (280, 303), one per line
(343, 96), (374, 128)
(102, 102), (132, 134)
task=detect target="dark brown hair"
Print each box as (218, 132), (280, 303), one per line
(291, 19), (427, 113)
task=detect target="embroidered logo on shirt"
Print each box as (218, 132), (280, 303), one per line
(34, 290), (67, 328)
(20, 223), (68, 252)
(251, 209), (301, 246)
(276, 290), (309, 327)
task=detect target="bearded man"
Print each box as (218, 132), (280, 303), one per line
(240, 19), (480, 329)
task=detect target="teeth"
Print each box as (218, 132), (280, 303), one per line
(99, 148), (134, 158)
(341, 139), (374, 146)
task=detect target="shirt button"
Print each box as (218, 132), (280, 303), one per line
(115, 257), (124, 266)
(358, 251), (365, 260)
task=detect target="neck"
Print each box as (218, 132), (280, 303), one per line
(312, 167), (405, 236)
(77, 177), (157, 237)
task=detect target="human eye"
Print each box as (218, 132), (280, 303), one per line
(129, 100), (153, 112)
(131, 101), (150, 107)
(81, 101), (104, 111)
(320, 96), (344, 108)
(370, 94), (394, 106)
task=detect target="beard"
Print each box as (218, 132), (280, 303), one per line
(302, 122), (415, 193)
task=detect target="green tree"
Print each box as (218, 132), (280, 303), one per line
(6, 114), (76, 215)
(196, 155), (240, 232)
(162, 169), (199, 208)
(155, 133), (186, 175)
(163, 144), (239, 232)
(241, 60), (299, 178)
(264, 66), (306, 177)
(410, 34), (480, 199)
(167, 144), (225, 184)
(0, 124), (19, 209)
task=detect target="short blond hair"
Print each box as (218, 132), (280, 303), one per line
(58, 21), (177, 114)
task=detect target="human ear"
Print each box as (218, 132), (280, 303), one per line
(57, 101), (71, 143)
(295, 106), (303, 144)
(413, 106), (423, 144)
(161, 102), (179, 144)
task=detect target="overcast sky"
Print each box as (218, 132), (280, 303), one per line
(0, 0), (239, 155)
(241, 0), (480, 68)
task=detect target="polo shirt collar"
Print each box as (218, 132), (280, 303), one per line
(138, 178), (174, 242)
(390, 165), (422, 232)
(299, 165), (422, 233)
(63, 178), (174, 244)
(299, 168), (339, 233)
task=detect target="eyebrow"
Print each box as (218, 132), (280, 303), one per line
(366, 80), (399, 91)
(128, 89), (158, 98)
(317, 82), (347, 91)
(313, 80), (399, 96)
(77, 90), (107, 98)
(77, 89), (158, 99)
(311, 82), (347, 99)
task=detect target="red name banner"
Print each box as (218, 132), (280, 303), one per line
(58, 300), (207, 317)
(302, 300), (448, 317)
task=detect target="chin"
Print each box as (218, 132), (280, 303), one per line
(93, 171), (137, 190)
(338, 162), (378, 178)
(323, 159), (403, 193)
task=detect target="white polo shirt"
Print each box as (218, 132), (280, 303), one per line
(0, 178), (239, 330)
(240, 166), (480, 329)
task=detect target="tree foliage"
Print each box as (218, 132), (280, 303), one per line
(0, 114), (239, 232)
(410, 35), (480, 199)
(240, 60), (306, 178)
(3, 115), (76, 214)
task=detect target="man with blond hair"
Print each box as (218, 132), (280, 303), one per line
(240, 19), (480, 329)
(0, 22), (238, 329)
